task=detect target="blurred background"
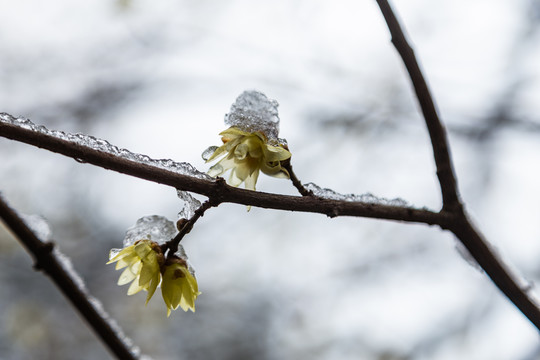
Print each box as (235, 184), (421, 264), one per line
(1, 0), (540, 359)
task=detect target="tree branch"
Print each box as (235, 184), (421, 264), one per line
(375, 0), (540, 331)
(282, 160), (314, 197)
(375, 0), (461, 212)
(0, 116), (442, 226)
(166, 198), (218, 255)
(0, 195), (140, 360)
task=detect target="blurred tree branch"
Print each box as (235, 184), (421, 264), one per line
(0, 195), (139, 360)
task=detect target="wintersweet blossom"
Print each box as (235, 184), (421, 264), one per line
(161, 259), (200, 316)
(107, 240), (163, 304)
(206, 127), (291, 191)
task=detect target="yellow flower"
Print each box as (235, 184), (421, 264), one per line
(107, 240), (163, 305)
(206, 127), (291, 191)
(161, 259), (200, 316)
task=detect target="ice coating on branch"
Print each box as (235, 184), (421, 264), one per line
(224, 90), (282, 143)
(0, 113), (213, 181)
(21, 214), (52, 242)
(176, 190), (202, 219)
(304, 182), (409, 206)
(123, 215), (178, 247)
(54, 248), (146, 358)
(86, 296), (145, 359)
(53, 247), (88, 292)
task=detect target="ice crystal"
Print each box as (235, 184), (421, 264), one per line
(304, 182), (409, 207)
(224, 90), (281, 143)
(123, 215), (178, 247)
(0, 113), (212, 181)
(176, 190), (202, 219)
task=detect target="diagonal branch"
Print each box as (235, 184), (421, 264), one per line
(375, 0), (540, 331)
(0, 195), (140, 360)
(375, 0), (461, 212)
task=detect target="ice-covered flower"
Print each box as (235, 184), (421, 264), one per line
(205, 127), (291, 190)
(161, 258), (200, 316)
(107, 240), (164, 304)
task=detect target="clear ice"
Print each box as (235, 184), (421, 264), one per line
(201, 146), (218, 161)
(224, 90), (282, 143)
(177, 190), (202, 219)
(303, 182), (409, 207)
(0, 113), (213, 181)
(123, 215), (178, 247)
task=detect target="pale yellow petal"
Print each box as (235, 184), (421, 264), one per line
(228, 168), (244, 187)
(145, 272), (160, 305)
(219, 127), (251, 138)
(114, 253), (138, 270)
(233, 143), (249, 160)
(205, 143), (228, 162)
(117, 264), (139, 285)
(263, 145), (291, 162)
(127, 276), (144, 295)
(107, 245), (136, 264)
(244, 169), (259, 191)
(133, 241), (153, 259)
(139, 262), (156, 288)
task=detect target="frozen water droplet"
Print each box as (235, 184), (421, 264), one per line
(1, 113), (214, 181)
(202, 146), (218, 161)
(177, 190), (202, 219)
(123, 215), (178, 247)
(225, 90), (281, 141)
(21, 214), (52, 242)
(174, 244), (188, 260)
(108, 248), (122, 261)
(303, 182), (410, 206)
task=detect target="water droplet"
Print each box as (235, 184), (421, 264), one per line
(202, 146), (218, 161)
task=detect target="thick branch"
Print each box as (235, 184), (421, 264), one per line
(0, 195), (139, 360)
(449, 215), (540, 330)
(0, 119), (442, 226)
(375, 0), (540, 331)
(375, 0), (461, 212)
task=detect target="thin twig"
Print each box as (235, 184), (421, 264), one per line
(0, 195), (139, 360)
(282, 160), (314, 197)
(0, 119), (443, 226)
(165, 199), (217, 255)
(375, 0), (540, 331)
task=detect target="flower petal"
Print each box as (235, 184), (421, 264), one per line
(117, 264), (139, 285)
(127, 276), (145, 295)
